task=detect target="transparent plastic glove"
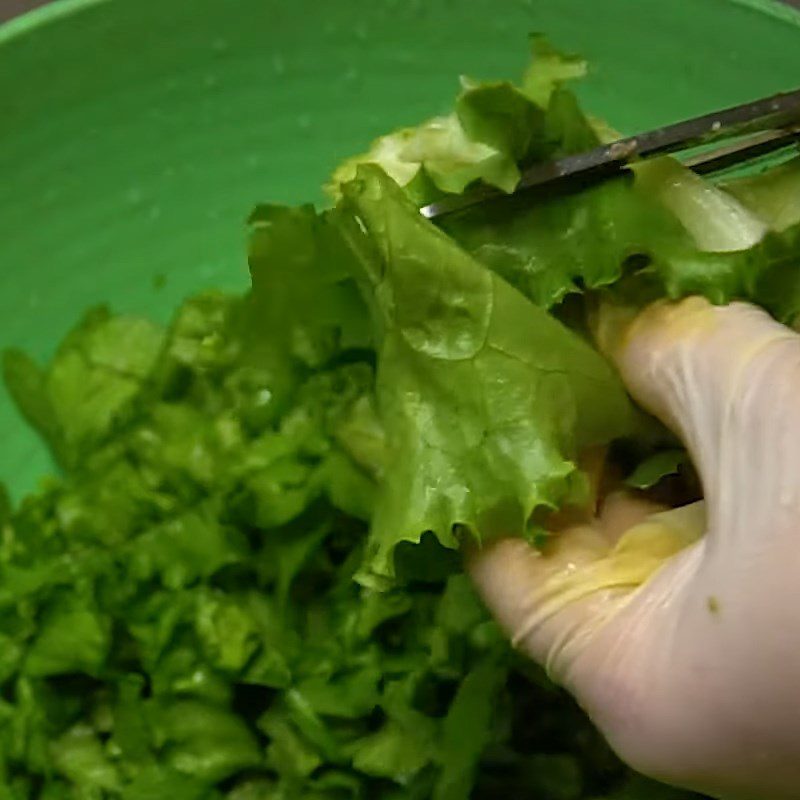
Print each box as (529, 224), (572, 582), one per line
(469, 297), (800, 800)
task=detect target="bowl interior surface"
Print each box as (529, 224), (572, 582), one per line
(2, 0), (800, 496)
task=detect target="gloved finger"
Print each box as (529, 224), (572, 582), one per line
(606, 297), (800, 546)
(468, 528), (627, 676)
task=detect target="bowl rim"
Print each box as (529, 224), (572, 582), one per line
(0, 0), (109, 46)
(728, 0), (800, 25)
(2, 0), (799, 49)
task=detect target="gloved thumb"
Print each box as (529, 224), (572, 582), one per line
(606, 297), (800, 532)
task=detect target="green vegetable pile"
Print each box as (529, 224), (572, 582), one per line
(2, 37), (799, 799)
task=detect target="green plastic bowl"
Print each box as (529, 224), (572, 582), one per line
(2, 0), (800, 498)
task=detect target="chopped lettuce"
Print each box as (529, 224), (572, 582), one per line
(624, 450), (687, 491)
(6, 34), (798, 800)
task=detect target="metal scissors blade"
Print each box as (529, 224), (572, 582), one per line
(420, 86), (800, 220)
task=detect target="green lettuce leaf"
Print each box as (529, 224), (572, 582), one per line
(434, 658), (507, 800)
(625, 450), (687, 490)
(50, 724), (121, 792)
(329, 113), (521, 202)
(337, 165), (634, 581)
(3, 309), (163, 469)
(521, 34), (588, 109)
(634, 158), (767, 253)
(121, 767), (221, 800)
(455, 79), (546, 163)
(150, 700), (263, 783)
(24, 597), (110, 678)
(439, 175), (673, 308)
(723, 155), (800, 233)
(247, 204), (370, 372)
(328, 36), (595, 206)
(443, 155), (800, 325)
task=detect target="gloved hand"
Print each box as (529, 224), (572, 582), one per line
(469, 297), (800, 800)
